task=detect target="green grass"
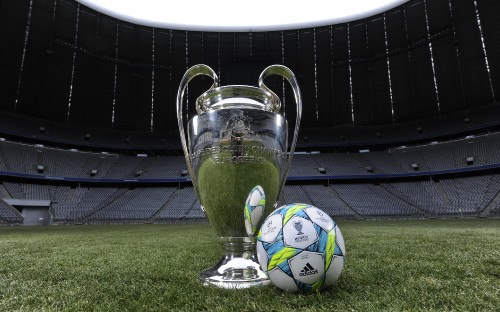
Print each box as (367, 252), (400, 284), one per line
(1, 219), (499, 311)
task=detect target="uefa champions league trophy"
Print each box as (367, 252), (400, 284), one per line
(177, 64), (302, 288)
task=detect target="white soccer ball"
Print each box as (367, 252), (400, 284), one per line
(256, 203), (345, 292)
(244, 185), (265, 236)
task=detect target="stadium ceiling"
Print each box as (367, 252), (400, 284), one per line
(76, 0), (410, 31)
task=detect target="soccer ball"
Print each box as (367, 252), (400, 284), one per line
(256, 203), (345, 292)
(244, 185), (266, 236)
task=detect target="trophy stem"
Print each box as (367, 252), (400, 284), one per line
(199, 237), (270, 289)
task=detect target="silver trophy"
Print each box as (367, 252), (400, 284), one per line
(177, 64), (302, 288)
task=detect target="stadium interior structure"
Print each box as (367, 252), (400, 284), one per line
(0, 0), (499, 225)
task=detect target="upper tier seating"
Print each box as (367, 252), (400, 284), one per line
(1, 131), (500, 181)
(1, 104), (500, 150)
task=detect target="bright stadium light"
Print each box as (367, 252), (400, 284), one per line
(76, 0), (409, 31)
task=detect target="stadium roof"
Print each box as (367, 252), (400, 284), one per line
(76, 0), (410, 31)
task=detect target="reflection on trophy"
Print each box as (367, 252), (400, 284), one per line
(177, 64), (302, 288)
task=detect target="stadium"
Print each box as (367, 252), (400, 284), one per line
(0, 0), (499, 310)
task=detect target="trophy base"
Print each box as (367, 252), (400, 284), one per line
(199, 238), (270, 289)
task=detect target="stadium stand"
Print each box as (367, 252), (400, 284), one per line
(2, 103), (500, 151)
(1, 130), (500, 224)
(2, 172), (500, 224)
(154, 188), (200, 221)
(86, 187), (174, 223)
(0, 197), (23, 224)
(3, 132), (500, 182)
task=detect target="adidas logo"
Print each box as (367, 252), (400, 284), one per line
(299, 263), (318, 276)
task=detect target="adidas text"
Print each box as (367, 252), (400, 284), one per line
(299, 269), (318, 276)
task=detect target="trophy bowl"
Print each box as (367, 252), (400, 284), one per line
(177, 64), (302, 288)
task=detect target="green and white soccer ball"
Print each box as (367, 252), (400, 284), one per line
(256, 203), (345, 292)
(244, 185), (266, 236)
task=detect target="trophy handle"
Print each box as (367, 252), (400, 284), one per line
(177, 64), (219, 183)
(258, 65), (302, 202)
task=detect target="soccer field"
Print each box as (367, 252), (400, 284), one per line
(1, 219), (499, 311)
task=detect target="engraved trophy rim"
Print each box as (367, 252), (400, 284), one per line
(196, 85), (281, 113)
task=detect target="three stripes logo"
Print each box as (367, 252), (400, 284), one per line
(299, 263), (318, 276)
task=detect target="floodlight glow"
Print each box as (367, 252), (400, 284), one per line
(76, 0), (409, 31)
